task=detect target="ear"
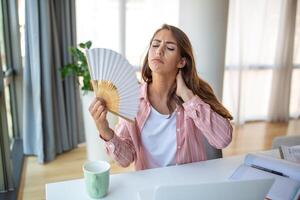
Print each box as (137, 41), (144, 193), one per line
(177, 57), (187, 69)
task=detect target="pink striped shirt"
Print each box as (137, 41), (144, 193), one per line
(103, 83), (232, 170)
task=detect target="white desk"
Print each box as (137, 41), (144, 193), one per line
(46, 154), (250, 200)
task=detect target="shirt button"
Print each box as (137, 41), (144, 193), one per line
(177, 112), (180, 115)
(177, 145), (181, 149)
(177, 128), (180, 132)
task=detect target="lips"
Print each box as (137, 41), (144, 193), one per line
(152, 58), (164, 64)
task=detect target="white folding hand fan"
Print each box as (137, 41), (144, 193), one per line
(86, 48), (139, 122)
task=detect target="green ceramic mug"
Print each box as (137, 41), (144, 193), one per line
(82, 160), (111, 199)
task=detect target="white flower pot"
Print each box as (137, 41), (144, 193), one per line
(80, 91), (118, 162)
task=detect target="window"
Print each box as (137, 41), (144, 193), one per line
(223, 0), (300, 122)
(76, 0), (179, 67)
(76, 0), (120, 53)
(125, 0), (179, 66)
(290, 3), (300, 117)
(0, 0), (23, 198)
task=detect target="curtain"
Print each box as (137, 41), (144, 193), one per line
(290, 3), (300, 118)
(268, 0), (297, 122)
(23, 0), (84, 163)
(223, 0), (298, 124)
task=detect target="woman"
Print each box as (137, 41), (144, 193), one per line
(89, 24), (233, 170)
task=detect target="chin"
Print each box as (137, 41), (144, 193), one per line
(149, 65), (160, 72)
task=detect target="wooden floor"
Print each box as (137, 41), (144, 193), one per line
(19, 120), (300, 200)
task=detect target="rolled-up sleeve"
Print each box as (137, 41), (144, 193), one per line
(182, 95), (232, 149)
(103, 119), (136, 167)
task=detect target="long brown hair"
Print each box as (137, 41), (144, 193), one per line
(142, 24), (233, 120)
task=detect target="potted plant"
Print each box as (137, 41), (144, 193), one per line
(61, 41), (116, 162)
(60, 41), (93, 91)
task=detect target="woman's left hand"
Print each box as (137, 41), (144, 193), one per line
(176, 70), (195, 102)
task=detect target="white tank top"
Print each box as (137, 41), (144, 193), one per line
(141, 106), (177, 168)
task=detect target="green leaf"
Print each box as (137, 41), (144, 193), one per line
(60, 63), (76, 78)
(79, 43), (85, 48)
(69, 47), (79, 60)
(60, 68), (68, 78)
(86, 41), (92, 49)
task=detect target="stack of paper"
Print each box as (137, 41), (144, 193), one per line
(280, 145), (300, 163)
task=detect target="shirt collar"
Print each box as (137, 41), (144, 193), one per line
(140, 82), (149, 102)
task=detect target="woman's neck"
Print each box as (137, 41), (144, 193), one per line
(149, 74), (175, 100)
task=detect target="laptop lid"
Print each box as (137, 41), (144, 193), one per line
(138, 178), (274, 200)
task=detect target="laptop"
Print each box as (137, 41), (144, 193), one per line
(138, 178), (274, 200)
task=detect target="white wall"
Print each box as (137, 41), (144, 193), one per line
(179, 0), (229, 100)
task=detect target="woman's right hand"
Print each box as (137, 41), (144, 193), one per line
(89, 98), (114, 141)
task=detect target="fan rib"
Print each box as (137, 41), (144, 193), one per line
(86, 48), (139, 122)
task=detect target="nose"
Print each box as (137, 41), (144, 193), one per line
(156, 44), (164, 56)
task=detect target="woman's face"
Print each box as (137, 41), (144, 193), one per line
(148, 29), (183, 76)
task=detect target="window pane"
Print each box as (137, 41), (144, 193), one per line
(226, 0), (282, 69)
(4, 85), (13, 144)
(18, 0), (25, 60)
(290, 68), (300, 117)
(126, 0), (179, 66)
(222, 69), (272, 121)
(0, 0), (6, 71)
(294, 0), (300, 65)
(76, 0), (120, 53)
(290, 2), (300, 116)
